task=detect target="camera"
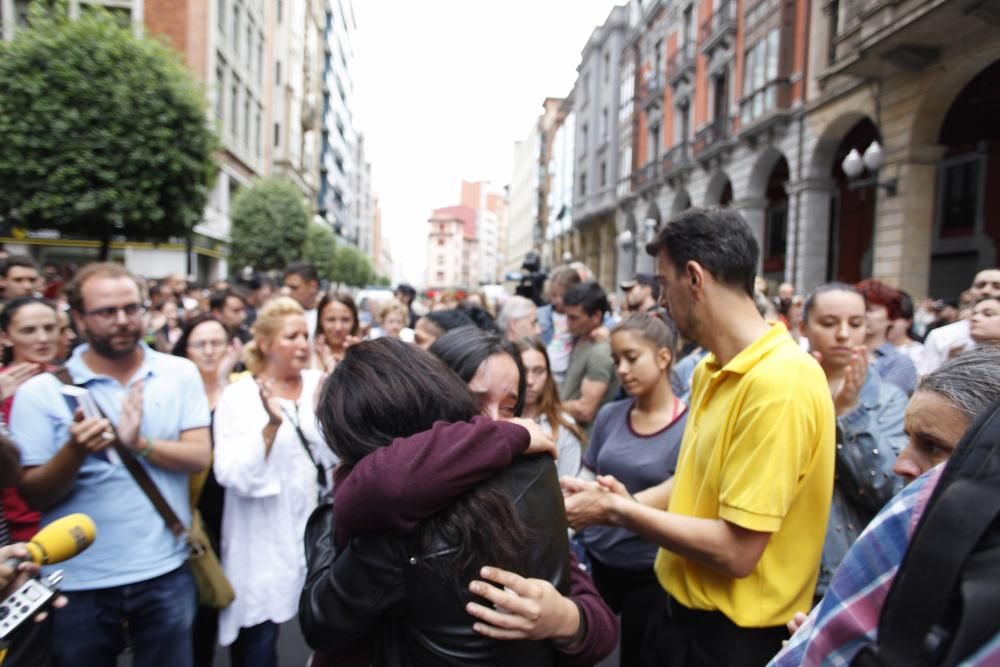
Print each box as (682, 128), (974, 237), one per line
(514, 253), (548, 306)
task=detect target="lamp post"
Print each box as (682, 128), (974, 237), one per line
(841, 140), (898, 196)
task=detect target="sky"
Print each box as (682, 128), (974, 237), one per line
(351, 0), (620, 286)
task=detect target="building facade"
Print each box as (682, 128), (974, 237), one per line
(317, 0), (358, 243)
(426, 205), (478, 289)
(546, 0), (999, 301)
(508, 118), (542, 278)
(461, 180), (508, 285)
(572, 5), (630, 291)
(547, 102), (576, 269)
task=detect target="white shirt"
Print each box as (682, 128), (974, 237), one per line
(920, 319), (971, 375)
(213, 369), (336, 646)
(304, 308), (318, 343)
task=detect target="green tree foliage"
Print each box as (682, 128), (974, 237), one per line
(302, 222), (338, 282)
(229, 178), (309, 273)
(0, 6), (218, 258)
(331, 244), (376, 287)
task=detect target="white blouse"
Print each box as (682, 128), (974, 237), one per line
(213, 369), (337, 646)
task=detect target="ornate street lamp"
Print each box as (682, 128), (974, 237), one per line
(841, 140), (898, 196)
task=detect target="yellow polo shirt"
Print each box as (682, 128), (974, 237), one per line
(654, 322), (834, 628)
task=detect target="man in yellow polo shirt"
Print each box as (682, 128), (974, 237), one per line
(563, 208), (834, 666)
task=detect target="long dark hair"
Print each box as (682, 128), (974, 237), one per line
(429, 326), (527, 417)
(513, 336), (585, 447)
(0, 296), (58, 366)
(317, 337), (527, 577)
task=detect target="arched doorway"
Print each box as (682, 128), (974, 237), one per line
(829, 118), (880, 283)
(929, 60), (1000, 299)
(671, 189), (691, 216)
(763, 157), (790, 284)
(703, 170), (734, 208)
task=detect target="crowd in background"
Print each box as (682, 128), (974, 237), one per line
(0, 212), (999, 667)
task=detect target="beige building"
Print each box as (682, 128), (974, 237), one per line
(426, 206), (478, 289)
(799, 0), (1000, 299)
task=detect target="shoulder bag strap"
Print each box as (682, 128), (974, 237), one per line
(280, 403), (328, 494)
(52, 367), (186, 539)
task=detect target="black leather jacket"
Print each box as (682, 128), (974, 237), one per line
(300, 455), (572, 666)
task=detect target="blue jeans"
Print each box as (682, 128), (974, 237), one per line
(50, 564), (196, 667)
(230, 621), (279, 667)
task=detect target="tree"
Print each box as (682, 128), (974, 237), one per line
(302, 222), (338, 282)
(0, 6), (218, 259)
(229, 178), (309, 273)
(331, 244), (375, 287)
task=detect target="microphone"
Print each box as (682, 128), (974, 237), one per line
(2, 513), (97, 570)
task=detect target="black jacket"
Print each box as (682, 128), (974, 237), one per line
(300, 455), (572, 666)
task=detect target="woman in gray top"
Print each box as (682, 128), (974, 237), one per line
(578, 314), (688, 667)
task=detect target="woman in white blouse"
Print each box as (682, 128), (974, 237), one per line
(213, 297), (335, 666)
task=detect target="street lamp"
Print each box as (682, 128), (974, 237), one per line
(617, 230), (634, 248)
(841, 140), (897, 196)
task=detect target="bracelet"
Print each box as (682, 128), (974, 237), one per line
(136, 437), (155, 460)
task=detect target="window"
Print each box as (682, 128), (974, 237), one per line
(600, 161), (607, 187)
(740, 28), (781, 125)
(601, 107), (609, 142)
(765, 203), (788, 263)
(217, 0), (225, 31)
(230, 79), (239, 138)
(255, 105), (262, 157)
(939, 156), (981, 236)
(683, 6), (694, 57)
(245, 21), (253, 67)
(604, 51), (611, 82)
(256, 39), (263, 84)
(243, 89), (251, 147)
(277, 0), (282, 23)
(273, 122), (280, 148)
(438, 256), (444, 266)
(215, 60), (226, 121)
(579, 172), (587, 197)
(437, 238), (445, 246)
(436, 272), (445, 283)
(232, 4), (240, 55)
(275, 60), (282, 86)
(581, 123), (589, 151)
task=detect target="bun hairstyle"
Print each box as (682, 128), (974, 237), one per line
(242, 296), (304, 375)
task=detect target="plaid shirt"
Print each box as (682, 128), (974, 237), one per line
(769, 465), (942, 666)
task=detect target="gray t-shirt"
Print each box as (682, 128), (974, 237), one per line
(559, 338), (619, 429)
(538, 413), (583, 478)
(579, 397), (688, 570)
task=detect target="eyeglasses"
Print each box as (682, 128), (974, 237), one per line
(81, 303), (146, 321)
(188, 339), (229, 351)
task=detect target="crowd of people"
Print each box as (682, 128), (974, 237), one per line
(0, 208), (998, 667)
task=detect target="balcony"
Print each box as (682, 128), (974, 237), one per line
(822, 0), (987, 80)
(700, 0), (738, 54)
(693, 117), (736, 161)
(632, 160), (663, 192)
(666, 43), (696, 87)
(661, 143), (693, 180)
(738, 80), (794, 140)
(639, 71), (665, 112)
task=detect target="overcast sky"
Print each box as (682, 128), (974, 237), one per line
(352, 0), (620, 286)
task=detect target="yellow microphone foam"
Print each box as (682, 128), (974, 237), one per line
(25, 513), (97, 565)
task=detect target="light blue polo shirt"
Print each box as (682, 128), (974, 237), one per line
(11, 343), (210, 591)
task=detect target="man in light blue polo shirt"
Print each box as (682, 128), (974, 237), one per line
(13, 262), (210, 667)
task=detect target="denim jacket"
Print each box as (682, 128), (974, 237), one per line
(817, 371), (908, 597)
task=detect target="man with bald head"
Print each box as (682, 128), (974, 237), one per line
(921, 268), (1000, 374)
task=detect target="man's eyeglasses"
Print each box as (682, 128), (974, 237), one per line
(82, 303), (147, 320)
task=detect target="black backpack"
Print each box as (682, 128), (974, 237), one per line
(852, 399), (1000, 666)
